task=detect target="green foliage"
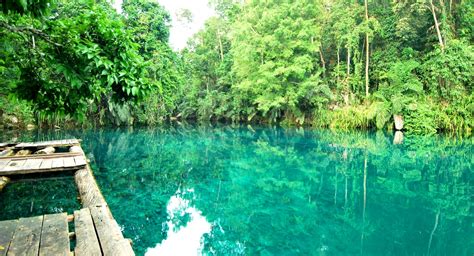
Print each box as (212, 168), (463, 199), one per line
(179, 0), (472, 134)
(314, 102), (390, 130)
(422, 40), (473, 99)
(1, 0), (183, 126)
(1, 0), (54, 17)
(375, 58), (422, 114)
(1, 0), (472, 134)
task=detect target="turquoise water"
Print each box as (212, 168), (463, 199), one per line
(1, 126), (473, 255)
(0, 174), (80, 220)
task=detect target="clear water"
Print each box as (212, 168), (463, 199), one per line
(1, 126), (473, 255)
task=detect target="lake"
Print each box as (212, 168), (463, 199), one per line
(0, 126), (472, 255)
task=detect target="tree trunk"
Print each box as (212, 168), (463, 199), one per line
(430, 0), (445, 50)
(319, 45), (326, 74)
(337, 47), (340, 85)
(347, 47), (351, 77)
(364, 0), (370, 97)
(217, 29), (224, 62)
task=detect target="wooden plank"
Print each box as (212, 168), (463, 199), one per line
(39, 213), (70, 256)
(0, 159), (10, 170)
(1, 160), (27, 172)
(74, 156), (87, 166)
(0, 152), (83, 161)
(8, 216), (43, 256)
(14, 142), (34, 148)
(40, 159), (53, 169)
(15, 139), (78, 149)
(0, 220), (18, 256)
(22, 159), (43, 170)
(52, 158), (64, 169)
(90, 205), (135, 256)
(74, 209), (101, 256)
(63, 157), (76, 168)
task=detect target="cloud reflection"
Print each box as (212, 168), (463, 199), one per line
(146, 189), (212, 256)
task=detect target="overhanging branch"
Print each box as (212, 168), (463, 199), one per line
(0, 20), (63, 47)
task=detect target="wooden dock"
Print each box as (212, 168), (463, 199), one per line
(0, 139), (134, 256)
(0, 139), (86, 175)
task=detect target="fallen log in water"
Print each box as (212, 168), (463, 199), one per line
(35, 146), (56, 155)
(0, 176), (10, 191)
(0, 148), (14, 157)
(15, 149), (31, 156)
(69, 146), (84, 154)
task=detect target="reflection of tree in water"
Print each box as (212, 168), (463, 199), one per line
(5, 126), (472, 255)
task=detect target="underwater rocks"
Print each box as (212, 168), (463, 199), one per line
(0, 148), (14, 157)
(35, 146), (56, 154)
(15, 149), (31, 156)
(0, 176), (10, 192)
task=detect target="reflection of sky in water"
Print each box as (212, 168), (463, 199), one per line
(146, 189), (212, 256)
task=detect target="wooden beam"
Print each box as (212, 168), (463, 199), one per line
(0, 152), (83, 161)
(15, 139), (79, 149)
(2, 160), (27, 172)
(74, 168), (106, 207)
(52, 158), (65, 169)
(40, 213), (70, 256)
(64, 157), (76, 168)
(22, 158), (43, 170)
(74, 208), (101, 256)
(90, 205), (135, 256)
(74, 156), (87, 166)
(8, 216), (43, 256)
(0, 159), (10, 170)
(0, 220), (18, 256)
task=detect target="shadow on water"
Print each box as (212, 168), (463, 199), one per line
(1, 125), (473, 255)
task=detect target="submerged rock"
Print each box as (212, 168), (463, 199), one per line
(15, 149), (31, 156)
(0, 176), (10, 192)
(35, 146), (55, 154)
(0, 148), (14, 157)
(394, 114), (404, 130)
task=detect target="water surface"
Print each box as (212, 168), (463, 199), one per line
(1, 126), (472, 255)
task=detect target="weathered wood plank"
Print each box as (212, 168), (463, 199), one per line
(22, 159), (43, 170)
(8, 216), (43, 256)
(39, 213), (70, 256)
(0, 220), (18, 256)
(15, 139), (78, 149)
(0, 152), (83, 161)
(0, 159), (10, 170)
(74, 209), (101, 256)
(2, 160), (27, 172)
(63, 157), (76, 168)
(90, 205), (135, 256)
(39, 159), (53, 169)
(74, 156), (87, 166)
(52, 158), (64, 168)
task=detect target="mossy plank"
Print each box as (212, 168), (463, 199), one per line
(39, 213), (70, 256)
(8, 216), (43, 256)
(0, 220), (18, 256)
(74, 208), (101, 256)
